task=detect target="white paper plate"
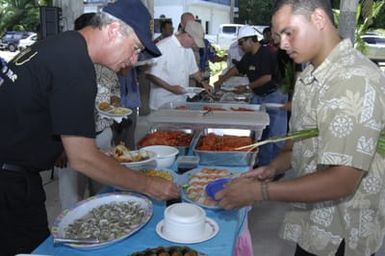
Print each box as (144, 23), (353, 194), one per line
(51, 192), (153, 249)
(96, 104), (133, 117)
(133, 58), (156, 67)
(184, 87), (205, 97)
(119, 150), (157, 168)
(156, 218), (219, 244)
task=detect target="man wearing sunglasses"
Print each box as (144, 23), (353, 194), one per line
(214, 25), (288, 168)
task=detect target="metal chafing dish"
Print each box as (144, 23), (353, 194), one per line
(159, 102), (264, 112)
(147, 109), (269, 138)
(193, 128), (258, 166)
(186, 90), (251, 104)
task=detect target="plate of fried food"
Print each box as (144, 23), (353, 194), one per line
(106, 144), (157, 168)
(96, 102), (132, 117)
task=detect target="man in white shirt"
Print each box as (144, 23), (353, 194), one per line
(147, 21), (211, 110)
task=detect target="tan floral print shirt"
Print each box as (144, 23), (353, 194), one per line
(280, 39), (385, 256)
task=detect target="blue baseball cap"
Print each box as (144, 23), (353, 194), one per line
(103, 0), (161, 58)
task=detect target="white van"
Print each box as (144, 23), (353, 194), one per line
(216, 24), (244, 50)
(216, 24), (266, 50)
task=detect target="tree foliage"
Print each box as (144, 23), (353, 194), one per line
(0, 0), (45, 35)
(236, 0), (274, 25)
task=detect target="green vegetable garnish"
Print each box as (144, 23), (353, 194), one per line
(236, 128), (385, 156)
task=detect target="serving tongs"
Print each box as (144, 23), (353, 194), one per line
(53, 237), (101, 245)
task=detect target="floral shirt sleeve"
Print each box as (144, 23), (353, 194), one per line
(94, 64), (120, 132)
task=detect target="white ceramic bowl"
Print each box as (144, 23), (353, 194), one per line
(163, 203), (206, 241)
(141, 145), (179, 168)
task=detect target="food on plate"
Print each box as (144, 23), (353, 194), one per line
(111, 107), (130, 115)
(98, 101), (113, 111)
(196, 133), (253, 151)
(142, 169), (173, 181)
(185, 168), (230, 207)
(130, 246), (199, 256)
(64, 201), (146, 242)
(112, 144), (151, 163)
(137, 131), (193, 147)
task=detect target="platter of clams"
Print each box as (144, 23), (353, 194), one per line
(51, 192), (153, 249)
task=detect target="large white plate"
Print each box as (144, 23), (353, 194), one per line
(51, 192), (153, 249)
(96, 104), (133, 118)
(184, 87), (205, 98)
(119, 150), (157, 168)
(156, 217), (219, 244)
(105, 149), (157, 168)
(179, 167), (231, 210)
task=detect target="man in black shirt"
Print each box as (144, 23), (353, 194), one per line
(214, 25), (288, 167)
(0, 0), (179, 255)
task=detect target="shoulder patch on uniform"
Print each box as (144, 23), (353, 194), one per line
(13, 48), (38, 66)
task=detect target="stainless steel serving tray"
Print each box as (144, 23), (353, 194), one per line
(148, 109), (269, 135)
(159, 102), (264, 112)
(136, 127), (195, 156)
(193, 128), (258, 166)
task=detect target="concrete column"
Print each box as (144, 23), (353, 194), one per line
(53, 0), (84, 31)
(138, 0), (154, 116)
(339, 0), (359, 43)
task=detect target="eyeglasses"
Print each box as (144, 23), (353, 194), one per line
(134, 44), (145, 55)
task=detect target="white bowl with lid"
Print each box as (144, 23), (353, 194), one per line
(163, 203), (206, 241)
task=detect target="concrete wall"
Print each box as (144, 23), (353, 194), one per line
(53, 0), (84, 31)
(154, 0), (230, 35)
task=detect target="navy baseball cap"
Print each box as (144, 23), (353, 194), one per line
(103, 0), (161, 58)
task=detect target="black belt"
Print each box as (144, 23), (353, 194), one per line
(1, 163), (30, 173)
(253, 86), (278, 96)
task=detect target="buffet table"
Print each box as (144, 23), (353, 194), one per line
(33, 166), (248, 256)
(33, 100), (267, 255)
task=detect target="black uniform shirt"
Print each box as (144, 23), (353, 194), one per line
(0, 31), (96, 170)
(236, 45), (280, 95)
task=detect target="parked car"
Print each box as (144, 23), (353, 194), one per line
(360, 34), (385, 63)
(0, 31), (33, 52)
(18, 33), (38, 51)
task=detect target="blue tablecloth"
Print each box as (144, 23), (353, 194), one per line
(33, 166), (248, 255)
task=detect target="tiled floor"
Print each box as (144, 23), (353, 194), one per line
(42, 115), (384, 256)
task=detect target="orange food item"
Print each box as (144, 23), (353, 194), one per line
(137, 131), (192, 147)
(230, 107), (255, 112)
(196, 133), (253, 151)
(175, 105), (188, 110)
(98, 102), (112, 111)
(203, 105), (226, 111)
